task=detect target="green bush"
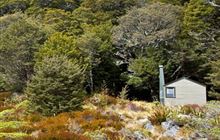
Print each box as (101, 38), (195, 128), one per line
(26, 55), (87, 116)
(0, 13), (49, 92)
(0, 74), (9, 91)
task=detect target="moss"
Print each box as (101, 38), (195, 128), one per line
(210, 127), (220, 139)
(0, 132), (29, 139)
(0, 121), (27, 130)
(30, 131), (90, 140)
(84, 130), (107, 140)
(0, 100), (32, 121)
(0, 108), (15, 120)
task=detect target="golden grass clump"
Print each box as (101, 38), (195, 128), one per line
(148, 105), (170, 125)
(180, 104), (205, 117)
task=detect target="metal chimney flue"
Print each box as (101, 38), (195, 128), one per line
(159, 65), (165, 105)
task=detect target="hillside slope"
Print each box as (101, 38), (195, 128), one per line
(0, 93), (219, 140)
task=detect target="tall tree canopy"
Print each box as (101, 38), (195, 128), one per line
(112, 3), (181, 61)
(0, 0), (220, 101)
(0, 13), (50, 92)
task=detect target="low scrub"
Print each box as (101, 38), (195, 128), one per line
(88, 94), (118, 107)
(73, 109), (123, 131)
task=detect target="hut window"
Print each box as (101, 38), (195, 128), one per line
(166, 87), (176, 98)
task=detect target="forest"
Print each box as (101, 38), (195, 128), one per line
(0, 0), (220, 139)
(1, 0), (220, 103)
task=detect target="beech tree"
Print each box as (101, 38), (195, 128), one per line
(112, 3), (181, 61)
(30, 0), (80, 11)
(26, 55), (86, 116)
(0, 13), (49, 92)
(183, 0), (219, 45)
(81, 0), (145, 16)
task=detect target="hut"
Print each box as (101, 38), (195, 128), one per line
(164, 77), (206, 106)
(159, 65), (206, 106)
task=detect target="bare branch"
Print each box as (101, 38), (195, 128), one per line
(207, 0), (220, 7)
(171, 66), (182, 77)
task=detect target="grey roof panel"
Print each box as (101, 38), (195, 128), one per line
(164, 77), (206, 87)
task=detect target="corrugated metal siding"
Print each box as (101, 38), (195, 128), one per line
(164, 79), (206, 106)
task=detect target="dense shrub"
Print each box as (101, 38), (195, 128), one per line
(31, 0), (80, 11)
(0, 13), (49, 92)
(88, 94), (118, 107)
(209, 92), (220, 100)
(0, 92), (13, 112)
(26, 55), (86, 116)
(0, 0), (30, 16)
(0, 75), (9, 92)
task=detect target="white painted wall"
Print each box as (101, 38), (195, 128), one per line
(164, 78), (206, 106)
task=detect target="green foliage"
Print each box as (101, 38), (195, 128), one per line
(209, 127), (220, 139)
(0, 75), (9, 91)
(208, 59), (220, 98)
(183, 0), (215, 33)
(0, 121), (27, 131)
(30, 0), (80, 11)
(128, 57), (158, 87)
(149, 0), (189, 5)
(124, 46), (169, 96)
(0, 13), (50, 92)
(209, 60), (220, 88)
(80, 22), (121, 90)
(209, 115), (220, 126)
(26, 55), (86, 116)
(112, 3), (181, 50)
(81, 0), (145, 17)
(119, 85), (129, 100)
(0, 99), (31, 121)
(0, 132), (29, 139)
(169, 39), (208, 79)
(26, 8), (83, 36)
(208, 91), (220, 100)
(27, 132), (89, 140)
(0, 0), (30, 16)
(36, 33), (82, 62)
